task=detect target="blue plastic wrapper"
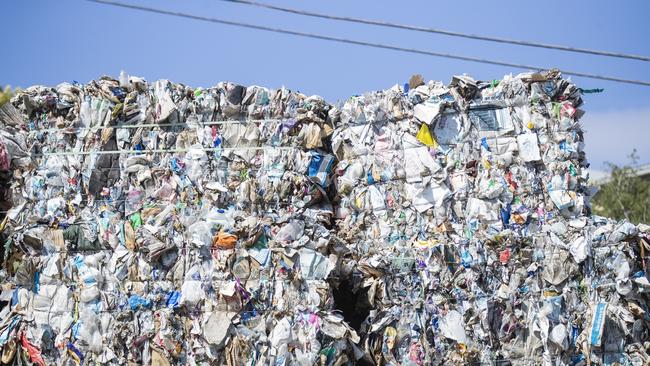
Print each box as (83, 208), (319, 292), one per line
(461, 250), (473, 268)
(500, 204), (511, 226)
(307, 152), (334, 187)
(128, 295), (153, 310)
(166, 291), (181, 309)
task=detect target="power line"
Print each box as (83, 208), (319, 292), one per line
(219, 0), (650, 62)
(84, 0), (650, 87)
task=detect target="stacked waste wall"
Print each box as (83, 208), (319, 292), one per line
(0, 71), (649, 365)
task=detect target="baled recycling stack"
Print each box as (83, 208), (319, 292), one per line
(0, 71), (648, 365)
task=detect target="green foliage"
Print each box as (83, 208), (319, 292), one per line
(0, 85), (14, 106)
(592, 150), (650, 224)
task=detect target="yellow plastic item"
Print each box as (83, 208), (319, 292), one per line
(482, 159), (491, 170)
(416, 123), (438, 148)
(414, 239), (438, 249)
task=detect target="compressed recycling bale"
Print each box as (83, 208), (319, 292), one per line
(0, 71), (648, 365)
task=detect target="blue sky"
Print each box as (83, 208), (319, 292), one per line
(1, 0), (649, 170)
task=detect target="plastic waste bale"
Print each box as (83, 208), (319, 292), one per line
(0, 73), (353, 365)
(0, 71), (649, 365)
(329, 71), (650, 365)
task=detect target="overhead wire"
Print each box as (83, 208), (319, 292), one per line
(218, 0), (650, 62)
(84, 0), (650, 87)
